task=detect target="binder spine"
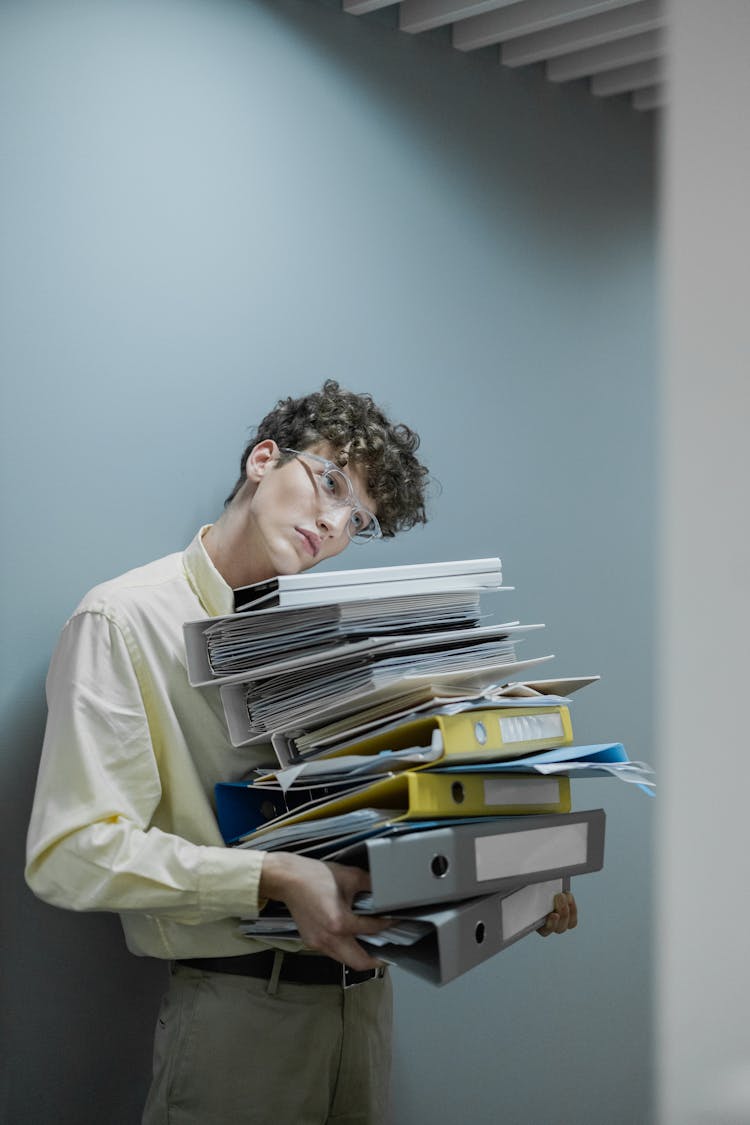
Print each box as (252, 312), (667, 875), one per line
(361, 810), (605, 911)
(438, 706), (573, 761)
(373, 876), (572, 985)
(405, 772), (571, 818)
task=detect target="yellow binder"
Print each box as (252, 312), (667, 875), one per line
(320, 705), (573, 766)
(244, 769), (572, 842)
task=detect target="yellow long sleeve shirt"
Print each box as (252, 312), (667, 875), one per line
(25, 527), (300, 960)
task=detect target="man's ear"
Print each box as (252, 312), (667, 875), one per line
(244, 440), (280, 484)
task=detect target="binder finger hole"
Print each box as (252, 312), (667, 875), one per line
(450, 782), (465, 804)
(430, 854), (449, 878)
(474, 922), (486, 944)
(260, 800), (277, 821)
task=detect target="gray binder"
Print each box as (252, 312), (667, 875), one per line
(328, 809), (605, 911)
(361, 877), (572, 986)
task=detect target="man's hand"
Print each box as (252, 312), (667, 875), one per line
(537, 890), (578, 937)
(259, 852), (391, 971)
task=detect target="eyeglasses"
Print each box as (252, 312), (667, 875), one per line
(282, 448), (382, 543)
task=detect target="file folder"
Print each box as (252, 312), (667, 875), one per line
(241, 644), (538, 734)
(189, 620), (538, 689)
(220, 656), (555, 747)
(435, 742), (655, 795)
(183, 590), (485, 686)
(233, 556), (504, 611)
(215, 770), (572, 846)
(283, 675), (599, 762)
(325, 809), (605, 911)
(317, 704), (574, 766)
(361, 877), (572, 985)
(238, 878), (572, 986)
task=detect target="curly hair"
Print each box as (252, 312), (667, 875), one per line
(225, 380), (429, 537)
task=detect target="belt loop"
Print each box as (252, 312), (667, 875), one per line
(266, 950), (284, 996)
(343, 965), (385, 989)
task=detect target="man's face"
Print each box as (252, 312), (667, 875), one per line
(242, 441), (378, 580)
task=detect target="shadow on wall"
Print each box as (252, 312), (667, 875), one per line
(255, 0), (653, 256)
(2, 677), (167, 1124)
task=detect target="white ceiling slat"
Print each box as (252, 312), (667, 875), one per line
(400, 1), (518, 36)
(546, 28), (663, 81)
(343, 0), (400, 15)
(493, 0), (662, 65)
(632, 83), (664, 110)
(451, 0), (643, 50)
(591, 56), (663, 96)
(336, 0), (668, 112)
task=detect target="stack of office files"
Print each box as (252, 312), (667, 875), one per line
(184, 557), (654, 985)
(183, 556), (553, 746)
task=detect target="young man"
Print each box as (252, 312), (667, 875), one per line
(25, 381), (576, 1125)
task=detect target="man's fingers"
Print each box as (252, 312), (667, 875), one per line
(328, 936), (385, 972)
(537, 911), (558, 937)
(566, 892), (578, 929)
(536, 892), (579, 936)
(327, 913), (392, 969)
(352, 915), (393, 935)
(553, 892), (570, 933)
(327, 861), (372, 900)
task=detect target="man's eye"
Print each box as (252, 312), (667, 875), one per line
(350, 509), (368, 531)
(320, 470), (349, 501)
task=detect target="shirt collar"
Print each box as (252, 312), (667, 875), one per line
(183, 526), (235, 619)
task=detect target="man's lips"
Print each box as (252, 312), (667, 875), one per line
(296, 527), (321, 557)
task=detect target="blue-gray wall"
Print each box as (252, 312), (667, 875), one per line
(0, 2), (655, 1122)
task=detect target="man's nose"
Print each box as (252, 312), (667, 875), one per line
(317, 505), (350, 538)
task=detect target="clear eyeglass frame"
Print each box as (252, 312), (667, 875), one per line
(282, 448), (382, 542)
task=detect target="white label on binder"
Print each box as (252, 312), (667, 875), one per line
(483, 777), (561, 805)
(498, 712), (564, 743)
(474, 822), (588, 881)
(502, 879), (563, 938)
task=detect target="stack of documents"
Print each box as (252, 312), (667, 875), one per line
(184, 557), (541, 738)
(185, 556), (654, 985)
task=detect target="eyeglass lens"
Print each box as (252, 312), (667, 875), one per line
(315, 470), (375, 539)
(284, 449), (379, 540)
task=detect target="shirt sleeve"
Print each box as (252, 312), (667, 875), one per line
(25, 609), (265, 924)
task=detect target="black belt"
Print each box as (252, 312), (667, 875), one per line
(176, 951), (385, 989)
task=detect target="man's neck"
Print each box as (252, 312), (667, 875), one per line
(202, 510), (273, 591)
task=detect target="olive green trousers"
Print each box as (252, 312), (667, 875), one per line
(142, 959), (393, 1125)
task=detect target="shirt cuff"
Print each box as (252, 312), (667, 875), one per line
(197, 844), (266, 919)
